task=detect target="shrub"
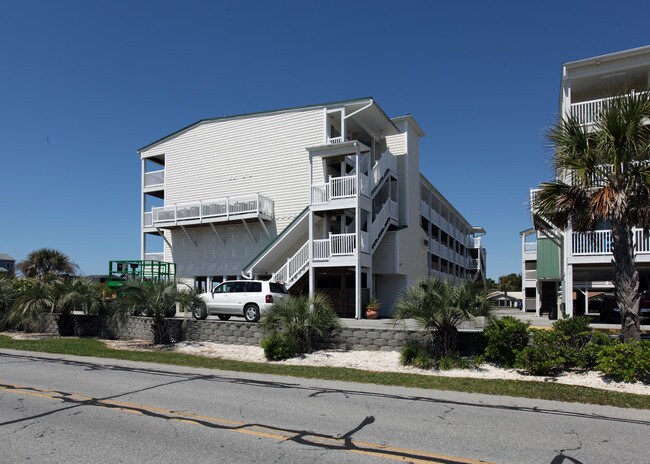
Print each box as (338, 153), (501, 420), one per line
(482, 316), (530, 367)
(400, 341), (423, 366)
(437, 352), (474, 370)
(579, 332), (617, 369)
(261, 334), (298, 361)
(515, 329), (567, 376)
(260, 294), (340, 354)
(552, 316), (592, 350)
(400, 341), (434, 369)
(413, 352), (434, 369)
(596, 341), (650, 382)
(393, 278), (491, 356)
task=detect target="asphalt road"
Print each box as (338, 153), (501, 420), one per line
(0, 349), (648, 464)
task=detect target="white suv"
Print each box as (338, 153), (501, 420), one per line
(195, 280), (286, 322)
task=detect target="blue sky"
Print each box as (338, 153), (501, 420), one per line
(1, 0), (649, 279)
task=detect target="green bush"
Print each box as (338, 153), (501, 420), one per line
(261, 334), (298, 361)
(553, 316), (592, 350)
(437, 352), (474, 370)
(596, 341), (650, 382)
(400, 341), (423, 366)
(413, 352), (434, 369)
(482, 316), (530, 367)
(579, 332), (617, 369)
(400, 341), (435, 369)
(260, 294), (340, 354)
(515, 329), (567, 376)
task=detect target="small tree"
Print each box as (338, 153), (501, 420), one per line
(393, 278), (492, 356)
(113, 280), (205, 345)
(260, 293), (341, 354)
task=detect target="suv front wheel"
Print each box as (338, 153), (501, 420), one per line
(193, 305), (207, 320)
(244, 304), (260, 322)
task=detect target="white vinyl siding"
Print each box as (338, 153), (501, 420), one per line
(396, 122), (428, 284)
(142, 108), (324, 232)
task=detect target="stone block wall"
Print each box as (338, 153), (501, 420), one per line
(37, 314), (483, 354)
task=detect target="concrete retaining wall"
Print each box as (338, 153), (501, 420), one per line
(37, 314), (483, 354)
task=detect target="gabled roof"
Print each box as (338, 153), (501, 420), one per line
(0, 253), (15, 261)
(138, 97), (399, 153)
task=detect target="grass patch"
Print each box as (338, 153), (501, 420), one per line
(1, 335), (648, 409)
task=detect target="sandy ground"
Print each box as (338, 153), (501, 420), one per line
(4, 332), (648, 396)
(95, 339), (650, 397)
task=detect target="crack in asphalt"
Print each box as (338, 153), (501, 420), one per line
(437, 407), (454, 421)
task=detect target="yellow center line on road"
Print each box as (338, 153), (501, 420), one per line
(0, 382), (494, 464)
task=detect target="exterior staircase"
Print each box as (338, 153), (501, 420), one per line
(268, 150), (398, 290)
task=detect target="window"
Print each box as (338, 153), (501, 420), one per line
(246, 282), (262, 292)
(194, 276), (207, 292)
(214, 282), (232, 293)
(232, 282), (247, 293)
(269, 283), (287, 294)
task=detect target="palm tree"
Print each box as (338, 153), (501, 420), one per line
(260, 293), (341, 353)
(10, 276), (104, 336)
(536, 92), (650, 342)
(18, 248), (79, 278)
(393, 278), (492, 356)
(113, 280), (205, 345)
(0, 278), (19, 330)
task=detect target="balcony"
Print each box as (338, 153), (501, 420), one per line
(570, 91), (649, 126)
(524, 269), (537, 280)
(524, 242), (537, 254)
(313, 233), (357, 260)
(144, 252), (164, 261)
(572, 228), (650, 256)
(144, 193), (273, 230)
(144, 169), (165, 190)
(311, 174), (370, 206)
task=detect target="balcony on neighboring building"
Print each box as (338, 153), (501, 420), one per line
(570, 90), (649, 127)
(571, 228), (650, 262)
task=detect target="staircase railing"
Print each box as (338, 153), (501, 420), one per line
(271, 241), (309, 288)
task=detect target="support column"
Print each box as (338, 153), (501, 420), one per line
(355, 145), (362, 320)
(535, 280), (542, 317)
(308, 155), (315, 301)
(564, 264), (574, 318)
(140, 158), (146, 260)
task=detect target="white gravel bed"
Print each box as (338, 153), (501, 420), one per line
(108, 340), (650, 396)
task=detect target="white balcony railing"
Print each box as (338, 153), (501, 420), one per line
(525, 270), (537, 280)
(313, 233), (357, 261)
(327, 136), (344, 144)
(311, 175), (358, 204)
(570, 91), (649, 126)
(331, 233), (356, 255)
(144, 169), (165, 188)
(148, 193), (273, 226)
(524, 242), (537, 253)
(572, 228), (650, 256)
